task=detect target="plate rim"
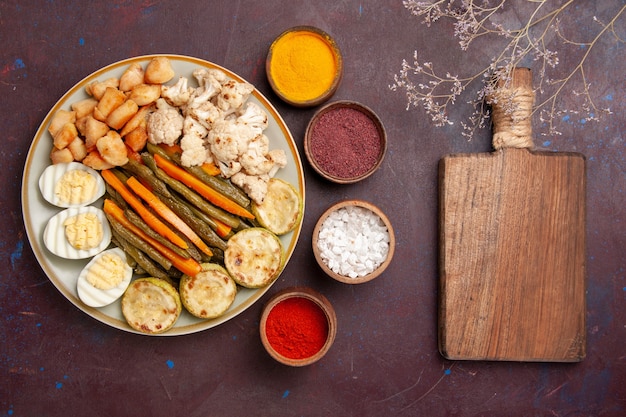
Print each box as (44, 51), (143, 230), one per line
(21, 54), (305, 336)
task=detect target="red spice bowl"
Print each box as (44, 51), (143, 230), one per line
(259, 287), (337, 367)
(304, 100), (387, 184)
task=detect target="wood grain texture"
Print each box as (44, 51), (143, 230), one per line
(439, 148), (586, 362)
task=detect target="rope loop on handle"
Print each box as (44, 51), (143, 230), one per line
(487, 69), (535, 150)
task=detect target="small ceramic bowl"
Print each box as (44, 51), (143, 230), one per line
(266, 26), (343, 107)
(312, 200), (395, 284)
(304, 101), (387, 184)
(260, 287), (337, 367)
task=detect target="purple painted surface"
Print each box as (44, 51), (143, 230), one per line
(1, 1), (624, 416)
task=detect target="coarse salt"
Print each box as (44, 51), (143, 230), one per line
(316, 206), (390, 278)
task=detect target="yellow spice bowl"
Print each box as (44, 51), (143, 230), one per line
(266, 26), (343, 107)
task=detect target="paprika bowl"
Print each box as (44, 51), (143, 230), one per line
(304, 101), (387, 184)
(266, 26), (343, 107)
(260, 287), (337, 367)
(312, 199), (395, 284)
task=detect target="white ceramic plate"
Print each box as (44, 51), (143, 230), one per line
(21, 55), (305, 336)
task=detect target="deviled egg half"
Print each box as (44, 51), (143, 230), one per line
(39, 162), (106, 208)
(43, 206), (111, 259)
(77, 247), (133, 308)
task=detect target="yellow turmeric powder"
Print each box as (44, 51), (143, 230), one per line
(269, 29), (339, 103)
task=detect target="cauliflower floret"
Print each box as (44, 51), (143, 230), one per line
(216, 80), (254, 113)
(180, 134), (208, 167)
(237, 102), (268, 134)
(161, 77), (193, 107)
(207, 119), (257, 166)
(267, 149), (287, 177)
(217, 160), (242, 178)
(240, 153), (274, 176)
(239, 134), (272, 175)
(180, 116), (210, 167)
(193, 68), (227, 93)
(187, 100), (222, 130)
(187, 82), (219, 109)
(147, 99), (183, 145)
(231, 172), (269, 205)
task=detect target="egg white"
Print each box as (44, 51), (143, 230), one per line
(38, 162), (106, 208)
(77, 247), (133, 308)
(43, 206), (112, 259)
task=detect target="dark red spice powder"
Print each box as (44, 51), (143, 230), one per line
(265, 297), (329, 360)
(309, 107), (382, 179)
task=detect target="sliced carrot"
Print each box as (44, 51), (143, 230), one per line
(211, 216), (232, 238)
(201, 161), (221, 176)
(126, 176), (213, 257)
(153, 153), (255, 219)
(103, 199), (201, 277)
(101, 169), (189, 249)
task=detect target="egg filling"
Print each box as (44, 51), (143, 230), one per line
(63, 212), (103, 250)
(55, 169), (98, 206)
(86, 252), (126, 290)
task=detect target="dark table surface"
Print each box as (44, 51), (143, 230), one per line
(2, 1), (624, 416)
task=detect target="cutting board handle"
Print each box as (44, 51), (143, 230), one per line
(488, 67), (534, 150)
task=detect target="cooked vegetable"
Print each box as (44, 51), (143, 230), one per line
(121, 277), (181, 334)
(122, 158), (171, 198)
(123, 208), (192, 260)
(144, 56), (175, 84)
(126, 176), (213, 257)
(224, 228), (283, 288)
(103, 199), (201, 277)
(105, 210), (173, 271)
(154, 153), (255, 219)
(179, 263), (237, 319)
(158, 193), (227, 251)
(111, 228), (170, 281)
(101, 168), (188, 249)
(142, 152), (241, 228)
(251, 178), (302, 235)
(151, 143), (250, 208)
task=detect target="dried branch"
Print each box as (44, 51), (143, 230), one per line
(390, 0), (625, 139)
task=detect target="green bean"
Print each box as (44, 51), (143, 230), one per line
(142, 152), (241, 229)
(111, 229), (170, 281)
(111, 234), (137, 269)
(124, 209), (191, 260)
(110, 168), (130, 183)
(122, 158), (172, 198)
(104, 184), (127, 210)
(161, 192), (228, 251)
(145, 142), (251, 209)
(179, 234), (203, 263)
(105, 212), (172, 271)
(181, 199), (235, 241)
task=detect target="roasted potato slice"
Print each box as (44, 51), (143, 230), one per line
(93, 87), (126, 122)
(106, 99), (138, 130)
(144, 57), (175, 84)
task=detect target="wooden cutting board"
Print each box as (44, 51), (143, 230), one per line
(438, 68), (586, 362)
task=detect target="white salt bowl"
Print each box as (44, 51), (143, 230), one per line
(312, 200), (395, 284)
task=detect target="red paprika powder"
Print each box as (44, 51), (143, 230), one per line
(308, 106), (382, 179)
(264, 296), (329, 360)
